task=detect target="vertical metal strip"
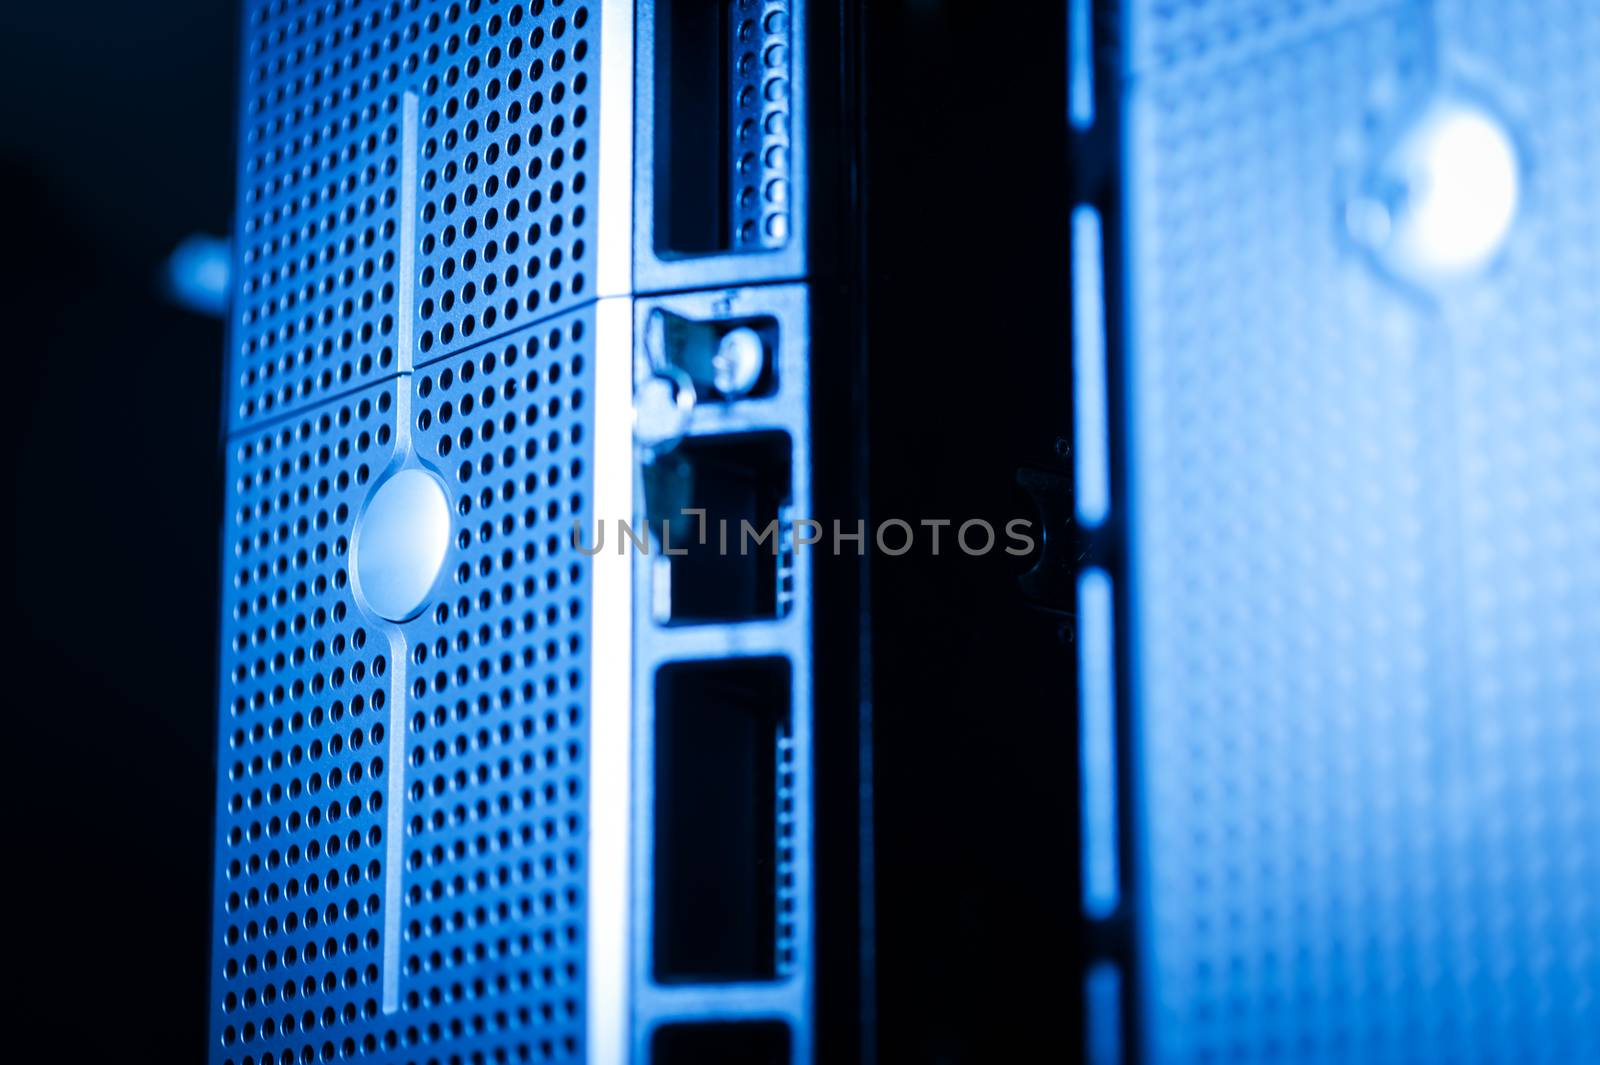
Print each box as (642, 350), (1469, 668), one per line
(596, 0), (635, 301)
(587, 295), (635, 1065)
(588, 3), (636, 1059)
(380, 626), (409, 1016)
(381, 91), (420, 1016)
(396, 90), (419, 372)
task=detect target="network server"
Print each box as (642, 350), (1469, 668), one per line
(1070, 1), (1600, 1062)
(207, 3), (847, 1063)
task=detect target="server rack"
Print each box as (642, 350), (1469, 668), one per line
(205, 3), (867, 1064)
(197, 4), (1600, 1064)
(1072, 2), (1600, 1064)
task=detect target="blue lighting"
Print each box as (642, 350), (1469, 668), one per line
(164, 233), (230, 317)
(1069, 0), (1096, 131)
(1085, 962), (1124, 1065)
(1348, 97), (1522, 288)
(1078, 566), (1118, 921)
(1121, 3), (1600, 1062)
(1073, 205), (1109, 528)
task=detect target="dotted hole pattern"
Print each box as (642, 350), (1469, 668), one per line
(217, 0), (604, 1059)
(392, 309), (596, 1063)
(1127, 4), (1600, 1063)
(232, 0), (418, 425)
(415, 0), (598, 362)
(230, 0), (602, 429)
(214, 320), (598, 1065)
(774, 723), (799, 975)
(217, 381), (401, 1063)
(728, 0), (793, 249)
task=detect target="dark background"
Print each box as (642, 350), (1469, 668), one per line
(859, 3), (1083, 1062)
(4, 2), (235, 1058)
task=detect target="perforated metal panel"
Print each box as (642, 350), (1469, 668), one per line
(229, 1), (409, 426)
(1126, 0), (1396, 75)
(211, 3), (618, 1064)
(212, 317), (600, 1065)
(726, 2), (792, 251)
(214, 381), (405, 1059)
(212, 2), (830, 1062)
(1123, 1), (1600, 1063)
(413, 6), (600, 361)
(391, 311), (597, 1056)
(227, 0), (602, 428)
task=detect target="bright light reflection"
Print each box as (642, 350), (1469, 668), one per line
(1350, 98), (1521, 287)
